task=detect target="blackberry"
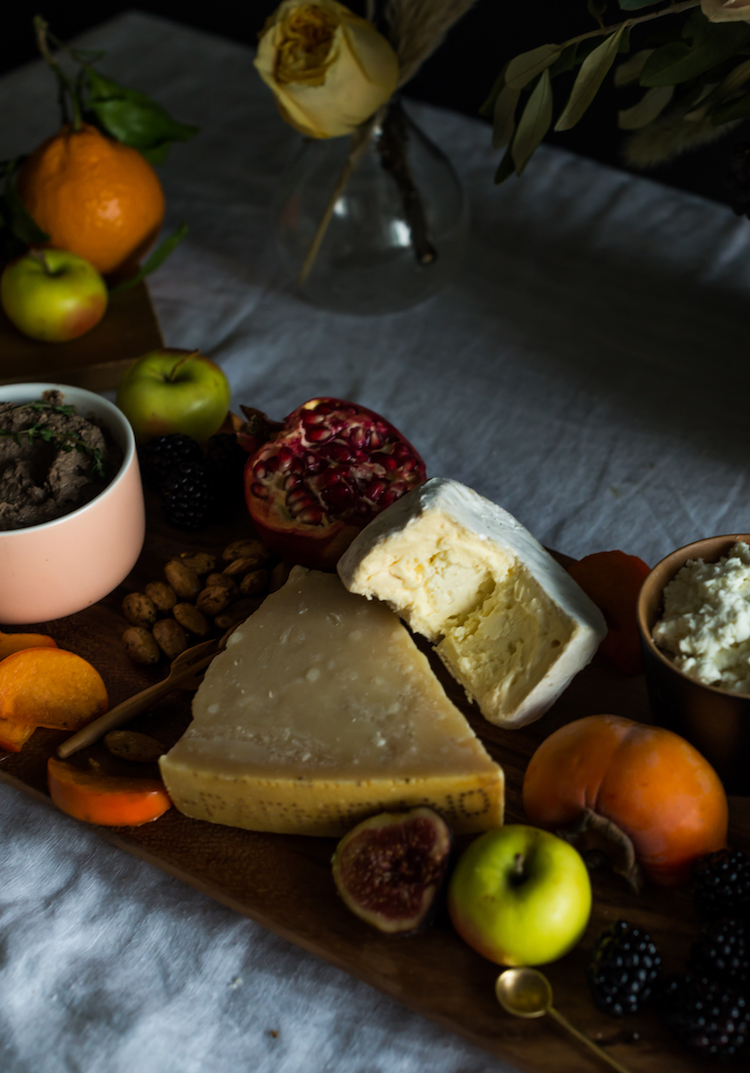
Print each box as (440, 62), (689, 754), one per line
(139, 434), (203, 491)
(161, 462), (216, 531)
(694, 849), (750, 920)
(659, 974), (748, 1058)
(205, 433), (248, 514)
(690, 919), (749, 992)
(588, 920), (661, 1016)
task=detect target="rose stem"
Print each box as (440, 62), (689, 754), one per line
(377, 100), (436, 266)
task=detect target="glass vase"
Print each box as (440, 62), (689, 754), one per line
(275, 100), (469, 315)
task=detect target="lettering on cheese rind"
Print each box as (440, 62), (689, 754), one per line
(160, 568), (504, 837)
(338, 478), (607, 729)
(161, 768), (504, 838)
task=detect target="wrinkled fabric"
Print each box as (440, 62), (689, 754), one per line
(3, 10), (750, 1073)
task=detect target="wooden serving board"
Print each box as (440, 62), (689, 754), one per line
(0, 504), (748, 1073)
(0, 274), (162, 391)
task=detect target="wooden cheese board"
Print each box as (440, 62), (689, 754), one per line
(0, 501), (748, 1073)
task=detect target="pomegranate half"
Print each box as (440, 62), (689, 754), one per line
(244, 397), (426, 570)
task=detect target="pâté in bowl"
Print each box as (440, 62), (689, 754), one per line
(0, 382), (145, 624)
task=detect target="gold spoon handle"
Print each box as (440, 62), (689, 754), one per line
(547, 1006), (633, 1073)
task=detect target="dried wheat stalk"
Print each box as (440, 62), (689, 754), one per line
(385, 0), (479, 87)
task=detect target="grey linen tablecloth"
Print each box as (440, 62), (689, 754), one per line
(2, 11), (750, 1072)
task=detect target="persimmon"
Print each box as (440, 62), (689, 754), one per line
(0, 717), (35, 753)
(523, 715), (727, 889)
(566, 551), (651, 676)
(47, 758), (171, 826)
(0, 630), (57, 660)
(0, 648), (108, 731)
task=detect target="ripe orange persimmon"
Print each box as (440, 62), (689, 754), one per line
(47, 758), (171, 826)
(523, 714), (727, 888)
(18, 123), (165, 275)
(0, 647), (108, 731)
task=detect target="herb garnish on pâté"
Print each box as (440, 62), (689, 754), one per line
(0, 400), (106, 479)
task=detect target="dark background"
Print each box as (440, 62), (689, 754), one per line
(1, 1), (744, 208)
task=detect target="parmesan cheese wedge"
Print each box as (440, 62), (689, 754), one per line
(338, 478), (606, 728)
(159, 567), (503, 837)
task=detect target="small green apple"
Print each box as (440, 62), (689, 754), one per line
(116, 348), (232, 443)
(1, 248), (108, 342)
(448, 825), (591, 967)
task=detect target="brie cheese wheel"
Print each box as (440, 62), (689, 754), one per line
(338, 478), (606, 728)
(159, 567), (504, 837)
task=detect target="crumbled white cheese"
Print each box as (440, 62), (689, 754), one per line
(652, 541), (750, 693)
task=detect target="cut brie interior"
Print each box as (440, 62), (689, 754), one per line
(159, 567), (504, 837)
(338, 478), (606, 728)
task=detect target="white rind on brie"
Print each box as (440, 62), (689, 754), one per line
(338, 478), (607, 728)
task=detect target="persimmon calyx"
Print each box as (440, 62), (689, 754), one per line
(556, 807), (643, 894)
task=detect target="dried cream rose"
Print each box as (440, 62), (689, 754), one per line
(701, 0), (750, 22)
(255, 1), (399, 138)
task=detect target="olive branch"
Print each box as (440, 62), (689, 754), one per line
(0, 401), (106, 480)
(487, 0), (750, 183)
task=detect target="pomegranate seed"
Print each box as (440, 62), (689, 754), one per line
(264, 454), (279, 473)
(277, 446), (294, 471)
(349, 426), (368, 449)
(302, 410), (325, 425)
(289, 496), (316, 517)
(284, 474), (301, 491)
(251, 482), (269, 500)
(369, 430), (383, 449)
(298, 506), (324, 525)
(307, 427), (334, 444)
(253, 461), (267, 479)
(320, 442), (351, 463)
(380, 489), (396, 508)
(315, 402), (334, 415)
(365, 480), (387, 502)
(393, 443), (413, 460)
(287, 488), (310, 506)
(291, 456), (305, 474)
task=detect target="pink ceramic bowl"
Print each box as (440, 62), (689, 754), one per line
(0, 383), (145, 624)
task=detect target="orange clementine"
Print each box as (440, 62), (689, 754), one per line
(18, 123), (166, 276)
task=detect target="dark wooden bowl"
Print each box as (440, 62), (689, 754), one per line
(636, 534), (750, 795)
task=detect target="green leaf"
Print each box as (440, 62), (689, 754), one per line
(614, 48), (655, 86)
(493, 84), (521, 149)
(588, 0), (607, 24)
(108, 223), (188, 296)
(494, 145), (515, 185)
(618, 85), (674, 129)
(86, 68), (198, 156)
(641, 19), (750, 86)
(549, 44), (580, 78)
(512, 69), (553, 175)
(711, 91), (750, 124)
(506, 45), (563, 90)
(480, 71), (505, 117)
(555, 25), (626, 132)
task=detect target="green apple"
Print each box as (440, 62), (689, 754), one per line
(116, 348), (232, 443)
(448, 825), (591, 967)
(1, 248), (108, 342)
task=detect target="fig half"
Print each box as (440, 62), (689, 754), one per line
(332, 807), (452, 935)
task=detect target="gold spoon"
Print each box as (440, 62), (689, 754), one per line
(57, 624), (239, 759)
(495, 967), (633, 1073)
